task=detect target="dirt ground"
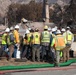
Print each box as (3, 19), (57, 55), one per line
(0, 58), (48, 66)
(0, 56), (76, 67)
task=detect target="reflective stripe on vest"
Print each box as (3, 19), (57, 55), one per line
(41, 31), (50, 43)
(33, 32), (40, 44)
(2, 33), (7, 44)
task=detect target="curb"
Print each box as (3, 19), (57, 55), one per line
(0, 66), (76, 74)
(0, 59), (75, 71)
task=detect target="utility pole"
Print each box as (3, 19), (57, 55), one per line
(45, 0), (49, 23)
(43, 0), (49, 23)
(5, 17), (8, 27)
(31, 0), (35, 2)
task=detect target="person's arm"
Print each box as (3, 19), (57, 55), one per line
(51, 38), (55, 47)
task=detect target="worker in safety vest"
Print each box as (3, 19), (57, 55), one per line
(51, 30), (67, 67)
(1, 28), (10, 58)
(63, 27), (74, 61)
(49, 28), (57, 63)
(61, 28), (66, 35)
(28, 28), (34, 60)
(21, 29), (30, 60)
(26, 28), (34, 59)
(32, 28), (41, 62)
(41, 25), (50, 61)
(7, 27), (15, 61)
(61, 28), (67, 62)
(13, 25), (20, 58)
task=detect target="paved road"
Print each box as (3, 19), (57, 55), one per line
(1, 65), (76, 75)
(3, 69), (76, 75)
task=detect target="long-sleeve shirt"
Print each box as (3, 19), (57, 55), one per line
(14, 30), (20, 43)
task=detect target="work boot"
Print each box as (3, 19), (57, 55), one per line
(54, 62), (60, 67)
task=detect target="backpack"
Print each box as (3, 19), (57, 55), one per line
(10, 33), (14, 42)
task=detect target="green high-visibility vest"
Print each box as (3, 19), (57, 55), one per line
(2, 33), (7, 44)
(41, 31), (50, 43)
(67, 33), (73, 41)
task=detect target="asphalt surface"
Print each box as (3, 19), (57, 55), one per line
(1, 65), (76, 75)
(2, 69), (76, 75)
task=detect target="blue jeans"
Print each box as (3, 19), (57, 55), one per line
(2, 44), (7, 51)
(13, 45), (17, 58)
(2, 44), (8, 56)
(21, 45), (28, 58)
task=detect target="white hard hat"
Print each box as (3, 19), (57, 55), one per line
(48, 27), (51, 31)
(22, 18), (28, 23)
(28, 28), (31, 30)
(56, 30), (61, 34)
(15, 25), (19, 29)
(44, 25), (48, 29)
(10, 27), (14, 30)
(61, 28), (66, 32)
(54, 26), (58, 30)
(52, 28), (56, 32)
(67, 26), (70, 29)
(5, 28), (10, 32)
(25, 29), (30, 34)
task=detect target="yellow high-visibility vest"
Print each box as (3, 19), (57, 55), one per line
(2, 33), (7, 44)
(66, 32), (73, 41)
(27, 33), (33, 44)
(41, 31), (50, 43)
(33, 32), (40, 44)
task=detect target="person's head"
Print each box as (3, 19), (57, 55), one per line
(24, 33), (28, 40)
(48, 27), (51, 32)
(5, 28), (10, 34)
(35, 28), (39, 32)
(44, 25), (48, 31)
(30, 29), (34, 33)
(10, 27), (14, 32)
(52, 28), (56, 34)
(66, 26), (70, 31)
(15, 25), (19, 31)
(61, 28), (66, 34)
(56, 30), (61, 35)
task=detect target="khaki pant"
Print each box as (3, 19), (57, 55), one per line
(8, 44), (14, 60)
(62, 46), (71, 62)
(55, 50), (60, 66)
(32, 44), (40, 62)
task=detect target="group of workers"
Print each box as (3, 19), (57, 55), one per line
(1, 24), (74, 67)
